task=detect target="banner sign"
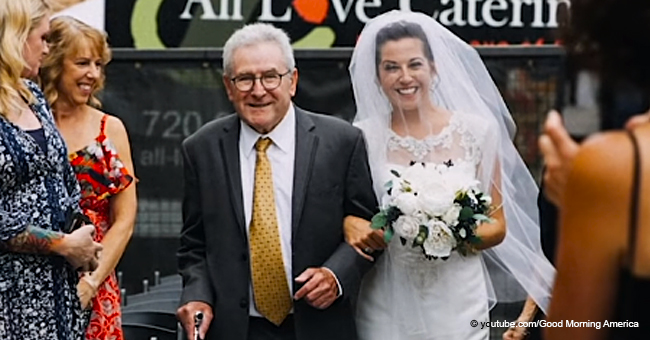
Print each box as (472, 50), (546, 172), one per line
(106, 0), (570, 49)
(52, 0), (105, 30)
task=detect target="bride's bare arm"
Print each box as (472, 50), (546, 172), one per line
(475, 160), (507, 250)
(474, 202), (506, 250)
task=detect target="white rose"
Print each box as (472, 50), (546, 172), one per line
(418, 188), (455, 217)
(401, 162), (428, 182)
(410, 167), (442, 191)
(413, 212), (430, 225)
(442, 204), (462, 226)
(393, 215), (421, 240)
(444, 170), (479, 193)
(389, 177), (415, 199)
(422, 221), (456, 258)
(392, 192), (420, 216)
(481, 195), (492, 206)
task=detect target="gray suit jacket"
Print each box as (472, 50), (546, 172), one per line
(178, 107), (378, 340)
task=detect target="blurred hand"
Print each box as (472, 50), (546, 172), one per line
(538, 110), (579, 207)
(60, 225), (102, 271)
(503, 326), (529, 340)
(294, 268), (339, 309)
(177, 301), (213, 340)
(625, 112), (650, 130)
(343, 215), (386, 261)
(77, 274), (98, 309)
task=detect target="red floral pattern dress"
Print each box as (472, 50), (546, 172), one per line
(69, 115), (134, 340)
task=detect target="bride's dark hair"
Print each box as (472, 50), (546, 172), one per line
(374, 21), (434, 74)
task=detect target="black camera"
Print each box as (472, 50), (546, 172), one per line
(63, 211), (92, 233)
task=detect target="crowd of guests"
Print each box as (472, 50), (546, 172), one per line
(1, 0), (649, 339)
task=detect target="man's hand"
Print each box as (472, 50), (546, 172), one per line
(294, 268), (339, 309)
(502, 325), (529, 340)
(176, 301), (213, 340)
(540, 110), (650, 207)
(538, 110), (579, 207)
(343, 215), (386, 261)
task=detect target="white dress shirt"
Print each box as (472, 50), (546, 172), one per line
(240, 105), (296, 317)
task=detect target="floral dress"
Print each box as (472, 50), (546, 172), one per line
(69, 114), (133, 340)
(0, 80), (88, 339)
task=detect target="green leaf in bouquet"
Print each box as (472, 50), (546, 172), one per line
(457, 245), (470, 257)
(384, 227), (394, 243)
(390, 169), (401, 178)
(459, 206), (474, 220)
(384, 180), (393, 190)
(371, 212), (387, 230)
(400, 237), (407, 246)
(473, 214), (492, 223)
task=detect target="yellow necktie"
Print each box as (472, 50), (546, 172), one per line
(249, 137), (292, 325)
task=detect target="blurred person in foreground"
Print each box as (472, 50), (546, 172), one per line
(176, 23), (377, 340)
(545, 1), (650, 339)
(39, 16), (136, 340)
(0, 1), (102, 339)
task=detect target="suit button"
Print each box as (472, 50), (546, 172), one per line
(240, 299), (248, 308)
(241, 253), (247, 262)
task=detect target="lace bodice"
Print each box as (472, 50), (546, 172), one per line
(385, 113), (483, 166)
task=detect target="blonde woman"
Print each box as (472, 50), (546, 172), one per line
(40, 16), (136, 340)
(0, 1), (102, 339)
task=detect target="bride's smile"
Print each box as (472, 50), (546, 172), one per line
(377, 37), (435, 114)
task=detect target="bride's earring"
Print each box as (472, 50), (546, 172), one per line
(430, 76), (442, 105)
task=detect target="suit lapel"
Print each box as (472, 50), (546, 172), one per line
(220, 117), (246, 236)
(292, 108), (318, 238)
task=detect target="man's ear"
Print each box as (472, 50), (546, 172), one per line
(223, 74), (234, 101)
(289, 68), (299, 97)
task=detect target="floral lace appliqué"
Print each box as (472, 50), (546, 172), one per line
(387, 114), (481, 164)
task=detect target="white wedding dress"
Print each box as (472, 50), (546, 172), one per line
(356, 112), (492, 340)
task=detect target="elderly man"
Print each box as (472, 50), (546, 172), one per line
(176, 23), (378, 340)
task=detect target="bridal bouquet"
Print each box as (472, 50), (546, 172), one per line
(371, 161), (493, 259)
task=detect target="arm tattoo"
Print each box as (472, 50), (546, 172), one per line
(0, 225), (64, 255)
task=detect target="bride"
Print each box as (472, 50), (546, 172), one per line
(344, 10), (555, 340)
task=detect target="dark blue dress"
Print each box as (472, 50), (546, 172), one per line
(0, 80), (87, 339)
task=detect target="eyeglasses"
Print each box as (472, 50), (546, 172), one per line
(230, 70), (292, 92)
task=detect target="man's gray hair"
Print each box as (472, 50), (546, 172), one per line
(222, 23), (295, 76)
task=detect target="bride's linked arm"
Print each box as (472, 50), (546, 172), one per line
(343, 216), (386, 261)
